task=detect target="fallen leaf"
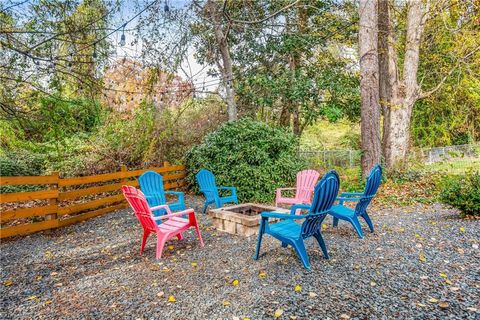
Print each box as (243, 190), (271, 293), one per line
(36, 276), (42, 281)
(450, 287), (460, 291)
(232, 279), (239, 286)
(3, 280), (13, 287)
(428, 298), (438, 303)
(294, 285), (302, 292)
(45, 300), (52, 305)
(309, 292), (317, 297)
(191, 262), (198, 267)
(417, 303), (426, 307)
(445, 279), (453, 285)
(459, 227), (465, 232)
(438, 301), (449, 309)
(157, 291), (164, 297)
(223, 300), (231, 307)
(274, 309), (284, 318)
(168, 295), (176, 303)
(439, 273), (448, 278)
(419, 253), (427, 263)
(259, 271), (267, 278)
(27, 295), (37, 301)
(290, 316), (298, 320)
(466, 307), (478, 312)
(370, 281), (376, 287)
(321, 224), (327, 230)
(168, 245), (174, 250)
(340, 314), (350, 320)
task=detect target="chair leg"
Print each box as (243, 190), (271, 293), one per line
(362, 212), (374, 233)
(177, 233), (184, 241)
(349, 216), (364, 239)
(313, 232), (329, 259)
(140, 230), (149, 254)
(281, 242), (288, 248)
(333, 217), (339, 227)
(292, 240), (311, 270)
(254, 220), (266, 260)
(155, 234), (167, 259)
(203, 203), (208, 214)
(193, 222), (204, 247)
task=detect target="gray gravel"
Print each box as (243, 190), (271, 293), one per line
(1, 196), (479, 320)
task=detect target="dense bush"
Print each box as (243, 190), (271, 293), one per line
(186, 119), (306, 203)
(439, 171), (480, 216)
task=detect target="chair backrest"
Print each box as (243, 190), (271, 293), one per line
(301, 170), (340, 238)
(139, 171), (166, 207)
(295, 169), (321, 201)
(122, 185), (158, 232)
(354, 164), (382, 215)
(196, 169), (219, 200)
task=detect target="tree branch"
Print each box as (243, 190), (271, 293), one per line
(418, 45), (480, 99)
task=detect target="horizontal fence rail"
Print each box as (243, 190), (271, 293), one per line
(0, 162), (186, 239)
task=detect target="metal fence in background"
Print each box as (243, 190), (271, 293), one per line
(299, 143), (480, 173)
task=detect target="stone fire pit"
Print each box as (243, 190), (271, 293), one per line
(209, 203), (289, 237)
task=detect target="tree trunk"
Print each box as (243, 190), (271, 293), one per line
(380, 0), (427, 168)
(205, 0), (237, 122)
(359, 0), (382, 177)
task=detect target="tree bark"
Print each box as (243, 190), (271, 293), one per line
(205, 0), (237, 122)
(359, 0), (382, 177)
(379, 0), (428, 168)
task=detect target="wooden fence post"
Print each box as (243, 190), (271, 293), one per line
(120, 165), (127, 185)
(46, 172), (59, 231)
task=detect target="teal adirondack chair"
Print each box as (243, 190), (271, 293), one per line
(254, 170), (340, 270)
(196, 169), (238, 213)
(328, 164), (382, 238)
(139, 171), (186, 216)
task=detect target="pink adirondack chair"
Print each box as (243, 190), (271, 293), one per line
(122, 185), (204, 259)
(275, 170), (321, 212)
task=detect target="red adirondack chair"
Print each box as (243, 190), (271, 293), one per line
(122, 185), (204, 259)
(275, 170), (321, 212)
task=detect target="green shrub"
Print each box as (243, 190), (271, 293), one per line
(185, 119), (306, 203)
(439, 171), (480, 216)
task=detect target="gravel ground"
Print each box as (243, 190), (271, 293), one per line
(1, 196), (479, 320)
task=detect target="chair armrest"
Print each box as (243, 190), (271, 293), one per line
(152, 208), (195, 220)
(150, 204), (172, 215)
(261, 211), (306, 220)
(218, 186), (237, 197)
(336, 197), (361, 202)
(276, 187), (296, 198)
(290, 204), (311, 215)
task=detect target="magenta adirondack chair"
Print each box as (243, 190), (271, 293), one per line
(275, 170), (321, 211)
(122, 185), (204, 259)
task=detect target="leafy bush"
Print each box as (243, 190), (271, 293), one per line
(186, 119), (306, 203)
(439, 171), (480, 216)
(89, 96), (226, 173)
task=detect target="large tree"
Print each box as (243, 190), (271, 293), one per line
(358, 0), (381, 176)
(378, 0), (479, 168)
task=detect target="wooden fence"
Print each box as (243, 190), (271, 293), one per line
(0, 163), (186, 239)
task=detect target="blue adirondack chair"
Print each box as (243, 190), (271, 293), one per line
(254, 170), (340, 270)
(328, 164), (382, 238)
(139, 171), (186, 216)
(195, 169), (238, 213)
